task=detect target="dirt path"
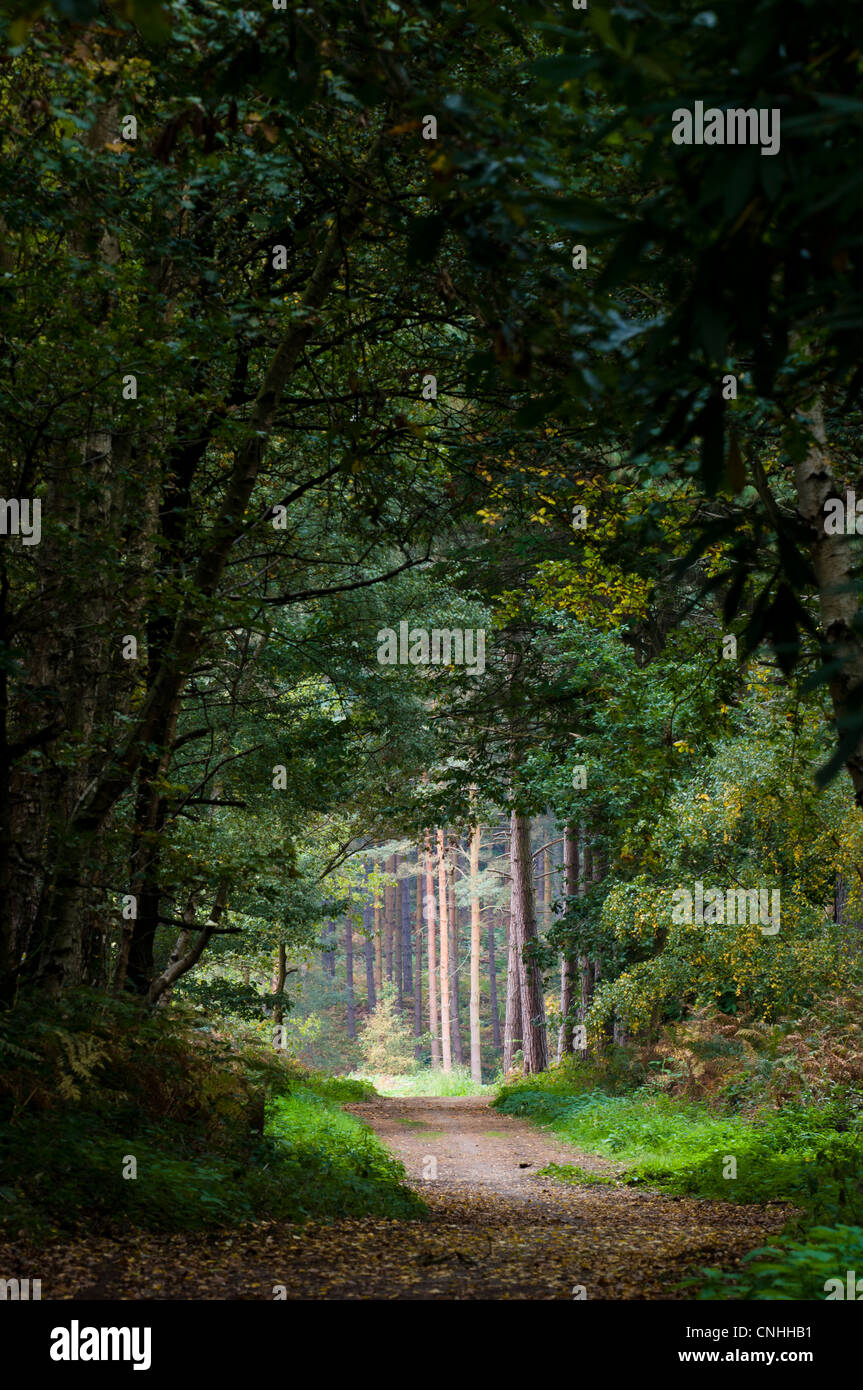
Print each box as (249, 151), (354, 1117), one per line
(1, 1095), (789, 1300)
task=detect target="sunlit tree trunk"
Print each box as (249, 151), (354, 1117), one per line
(437, 828), (452, 1072)
(414, 866), (423, 1061)
(469, 822), (483, 1083)
(401, 873), (412, 999)
(374, 889), (383, 1000)
(424, 839), (440, 1068)
(448, 847), (463, 1064)
(385, 860), (395, 984)
(345, 900), (356, 1040)
(489, 916), (502, 1051)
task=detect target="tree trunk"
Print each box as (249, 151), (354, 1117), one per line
(469, 822), (482, 1083)
(147, 880), (229, 1006)
(489, 917), (501, 1051)
(363, 898), (376, 1013)
(393, 857), (403, 1011)
(558, 822), (579, 1060)
(385, 861), (395, 984)
(273, 941), (288, 1026)
(345, 903), (355, 1040)
(503, 899), (523, 1072)
(448, 851), (463, 1065)
(414, 866), (423, 1060)
(401, 874), (412, 998)
(22, 146), (380, 999)
(373, 890), (383, 1000)
(437, 828), (452, 1072)
(510, 810), (548, 1074)
(579, 837), (594, 1048)
(792, 401), (863, 804)
(424, 840), (440, 1068)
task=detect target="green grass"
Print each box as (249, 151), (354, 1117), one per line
(0, 993), (422, 1236)
(538, 1161), (615, 1186)
(357, 1066), (489, 1097)
(264, 1089), (426, 1222)
(495, 1069), (863, 1300)
(494, 1081), (863, 1218)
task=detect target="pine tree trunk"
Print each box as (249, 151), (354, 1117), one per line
(345, 903), (356, 1040)
(385, 863), (394, 984)
(414, 867), (423, 1061)
(374, 890), (383, 1000)
(437, 828), (452, 1072)
(448, 852), (463, 1064)
(489, 917), (501, 1050)
(579, 838), (593, 1045)
(364, 898), (376, 1013)
(424, 840), (440, 1068)
(503, 902), (523, 1072)
(394, 856), (403, 1012)
(469, 822), (482, 1083)
(401, 874), (412, 998)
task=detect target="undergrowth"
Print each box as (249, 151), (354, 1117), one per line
(0, 990), (422, 1236)
(495, 1000), (863, 1300)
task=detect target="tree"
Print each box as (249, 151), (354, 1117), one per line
(358, 985), (416, 1076)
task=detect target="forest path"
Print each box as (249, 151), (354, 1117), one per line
(8, 1095), (788, 1300)
(298, 1092), (787, 1300)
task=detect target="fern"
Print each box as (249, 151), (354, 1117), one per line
(50, 1029), (110, 1101)
(0, 1035), (40, 1064)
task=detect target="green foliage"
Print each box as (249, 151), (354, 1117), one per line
(265, 1089), (425, 1222)
(494, 1083), (863, 1225)
(0, 992), (421, 1234)
(293, 1072), (378, 1104)
(693, 1226), (863, 1302)
(357, 985), (417, 1075)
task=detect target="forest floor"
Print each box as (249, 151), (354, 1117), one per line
(2, 1095), (791, 1299)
